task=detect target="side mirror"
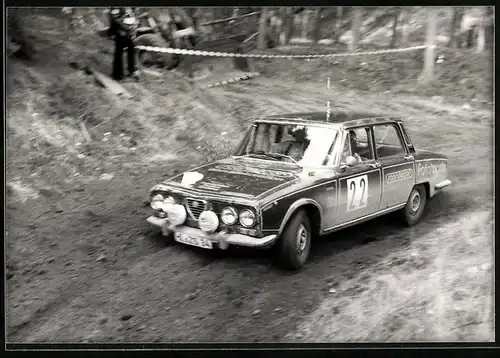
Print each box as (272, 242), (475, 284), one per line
(345, 155), (357, 166)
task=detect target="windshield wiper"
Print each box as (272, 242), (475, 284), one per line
(234, 152), (302, 167)
(237, 153), (279, 161)
(265, 152), (302, 166)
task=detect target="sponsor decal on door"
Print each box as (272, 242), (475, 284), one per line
(385, 168), (414, 184)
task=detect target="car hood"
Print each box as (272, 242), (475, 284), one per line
(164, 158), (301, 199)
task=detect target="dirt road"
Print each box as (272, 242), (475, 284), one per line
(6, 71), (494, 343)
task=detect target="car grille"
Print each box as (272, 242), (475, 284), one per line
(185, 198), (207, 221)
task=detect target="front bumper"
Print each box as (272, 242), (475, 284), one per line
(146, 216), (278, 249)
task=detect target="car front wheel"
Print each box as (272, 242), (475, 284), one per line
(275, 209), (312, 270)
(402, 184), (427, 226)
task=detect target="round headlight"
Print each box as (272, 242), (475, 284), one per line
(163, 204), (187, 226)
(163, 196), (176, 205)
(198, 211), (219, 233)
(239, 209), (256, 228)
(221, 206), (238, 225)
(150, 194), (164, 210)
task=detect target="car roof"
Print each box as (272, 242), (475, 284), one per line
(256, 111), (398, 129)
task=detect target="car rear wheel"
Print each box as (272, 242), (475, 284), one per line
(275, 209), (312, 270)
(401, 184), (427, 226)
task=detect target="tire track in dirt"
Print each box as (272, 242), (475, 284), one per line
(15, 245), (223, 342)
(288, 209), (493, 342)
(7, 166), (191, 341)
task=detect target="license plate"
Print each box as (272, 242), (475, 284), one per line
(174, 232), (213, 249)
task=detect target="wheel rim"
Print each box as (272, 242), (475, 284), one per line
(296, 224), (308, 257)
(409, 191), (421, 215)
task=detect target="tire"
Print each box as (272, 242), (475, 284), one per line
(275, 209), (312, 270)
(401, 184), (427, 226)
(133, 33), (180, 70)
(160, 226), (176, 245)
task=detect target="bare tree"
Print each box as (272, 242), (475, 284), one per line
(349, 7), (363, 52)
(400, 7), (410, 46)
(485, 6), (494, 50)
(283, 7), (294, 45)
(448, 7), (464, 48)
(389, 8), (401, 48)
(475, 7), (487, 53)
(257, 7), (270, 49)
(418, 8), (437, 84)
(7, 8), (35, 59)
(301, 10), (309, 40)
(312, 7), (323, 44)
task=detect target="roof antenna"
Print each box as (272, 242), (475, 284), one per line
(326, 77), (331, 122)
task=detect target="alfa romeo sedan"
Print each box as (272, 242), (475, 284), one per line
(146, 111), (452, 270)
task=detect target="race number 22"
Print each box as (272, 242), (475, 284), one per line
(347, 175), (368, 212)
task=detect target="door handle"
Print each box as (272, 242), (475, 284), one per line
(369, 162), (380, 168)
(404, 155), (414, 161)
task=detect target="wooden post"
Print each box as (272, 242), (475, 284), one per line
(326, 77), (331, 122)
(348, 7), (362, 66)
(349, 7), (362, 52)
(257, 7), (269, 49)
(418, 8), (437, 85)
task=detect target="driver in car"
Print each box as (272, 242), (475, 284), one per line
(342, 130), (364, 163)
(271, 126), (310, 162)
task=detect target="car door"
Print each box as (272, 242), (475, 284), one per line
(335, 126), (382, 226)
(372, 122), (416, 209)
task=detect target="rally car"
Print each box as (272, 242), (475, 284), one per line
(146, 111), (452, 270)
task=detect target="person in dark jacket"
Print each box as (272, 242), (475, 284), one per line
(109, 7), (139, 81)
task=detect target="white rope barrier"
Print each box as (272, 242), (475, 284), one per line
(136, 44), (433, 59)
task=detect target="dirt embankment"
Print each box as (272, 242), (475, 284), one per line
(6, 12), (494, 343)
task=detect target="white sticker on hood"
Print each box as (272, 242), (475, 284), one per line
(181, 171), (204, 186)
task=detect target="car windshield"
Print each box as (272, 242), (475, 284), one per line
(237, 122), (339, 167)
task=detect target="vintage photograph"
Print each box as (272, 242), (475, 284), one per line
(5, 6), (494, 344)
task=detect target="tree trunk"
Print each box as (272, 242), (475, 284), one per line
(7, 8), (35, 59)
(399, 8), (410, 46)
(419, 8), (437, 84)
(212, 7), (225, 34)
(485, 7), (493, 50)
(283, 8), (294, 45)
(389, 9), (400, 48)
(301, 10), (309, 40)
(312, 8), (323, 44)
(349, 7), (362, 52)
(476, 20), (485, 53)
(257, 7), (270, 49)
(448, 7), (464, 48)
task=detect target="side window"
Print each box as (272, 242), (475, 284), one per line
(398, 122), (416, 153)
(373, 124), (406, 158)
(341, 127), (374, 163)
